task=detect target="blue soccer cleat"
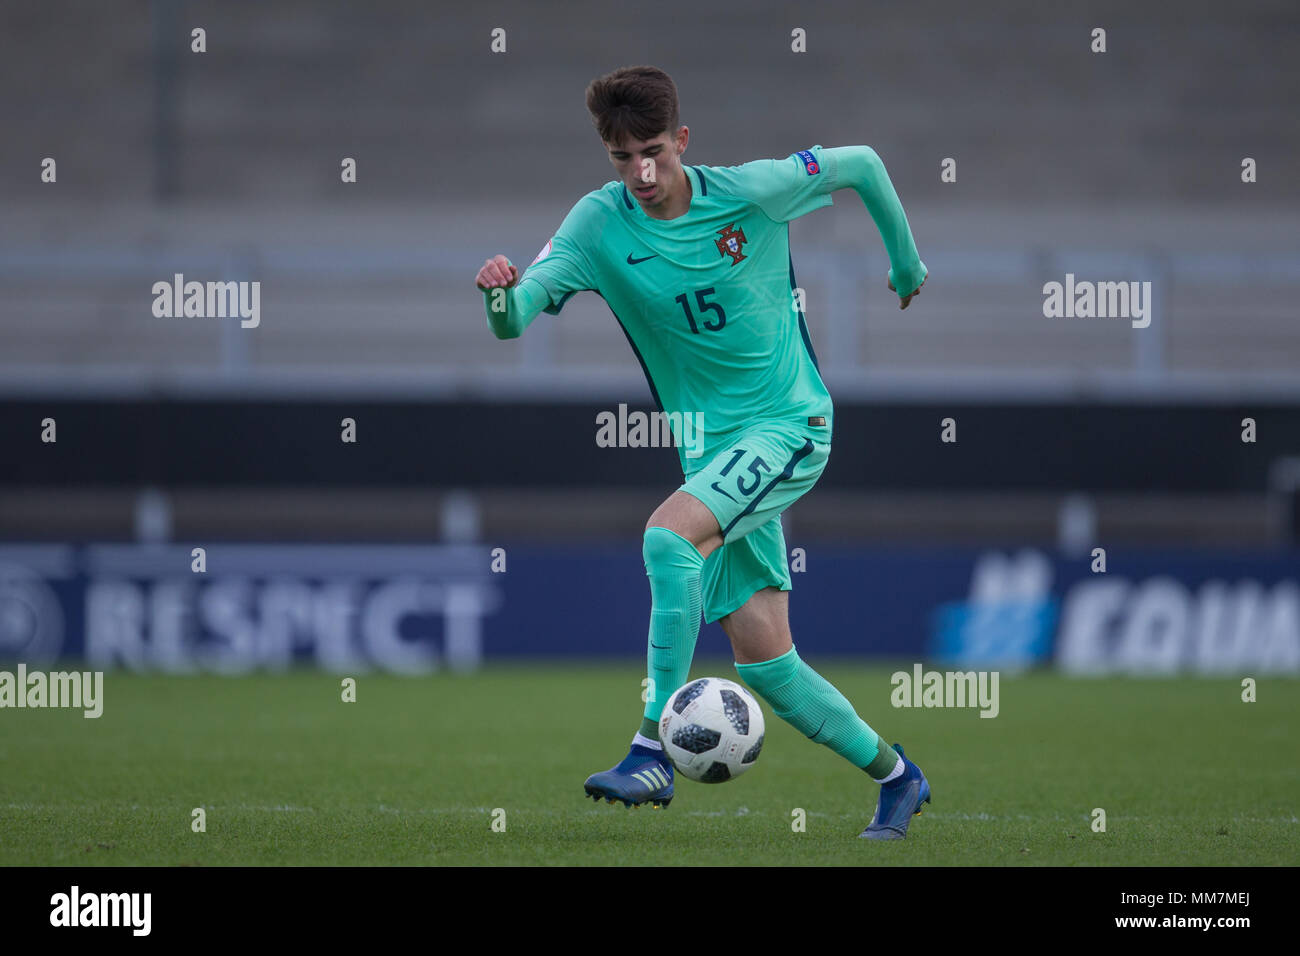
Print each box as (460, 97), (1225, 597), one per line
(859, 743), (931, 840)
(584, 743), (674, 809)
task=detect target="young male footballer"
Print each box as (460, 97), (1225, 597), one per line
(475, 66), (931, 839)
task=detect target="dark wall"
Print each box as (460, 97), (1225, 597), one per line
(4, 400), (1297, 493)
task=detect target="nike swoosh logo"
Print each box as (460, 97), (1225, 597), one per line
(710, 481), (736, 502)
(626, 253), (659, 265)
(808, 719), (827, 742)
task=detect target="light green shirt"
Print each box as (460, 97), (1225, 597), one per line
(487, 144), (926, 470)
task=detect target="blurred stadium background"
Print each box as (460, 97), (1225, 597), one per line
(1, 0), (1298, 678)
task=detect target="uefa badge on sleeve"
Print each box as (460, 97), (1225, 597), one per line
(795, 149), (820, 175)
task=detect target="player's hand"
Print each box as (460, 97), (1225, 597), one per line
(476, 255), (519, 291)
(887, 273), (926, 310)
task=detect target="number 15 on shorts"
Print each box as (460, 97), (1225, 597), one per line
(709, 448), (770, 503)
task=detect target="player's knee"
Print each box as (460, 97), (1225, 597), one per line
(643, 525), (703, 574)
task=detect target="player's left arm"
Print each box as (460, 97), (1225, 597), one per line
(742, 144), (927, 309)
(823, 145), (928, 309)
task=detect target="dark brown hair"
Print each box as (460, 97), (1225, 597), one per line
(585, 66), (680, 147)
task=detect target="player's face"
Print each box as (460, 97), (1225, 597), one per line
(605, 127), (688, 209)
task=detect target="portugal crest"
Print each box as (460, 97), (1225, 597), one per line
(714, 223), (748, 265)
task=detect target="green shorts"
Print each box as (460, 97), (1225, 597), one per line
(679, 419), (831, 623)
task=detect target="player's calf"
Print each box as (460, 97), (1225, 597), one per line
(735, 644), (931, 837)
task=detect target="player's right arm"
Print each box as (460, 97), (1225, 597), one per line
(476, 196), (600, 340)
(476, 255), (548, 340)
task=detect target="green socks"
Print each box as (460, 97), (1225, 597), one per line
(636, 535), (899, 782)
(639, 527), (705, 740)
(735, 645), (900, 780)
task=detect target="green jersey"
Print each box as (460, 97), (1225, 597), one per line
(497, 144), (926, 471)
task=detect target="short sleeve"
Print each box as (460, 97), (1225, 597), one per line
(519, 196), (600, 315)
(734, 144), (840, 223)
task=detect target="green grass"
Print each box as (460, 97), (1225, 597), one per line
(1, 663), (1296, 865)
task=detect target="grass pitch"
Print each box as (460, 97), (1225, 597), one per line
(1, 663), (1295, 866)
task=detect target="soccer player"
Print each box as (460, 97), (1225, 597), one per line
(475, 66), (931, 839)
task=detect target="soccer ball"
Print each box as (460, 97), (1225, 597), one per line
(659, 677), (765, 783)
